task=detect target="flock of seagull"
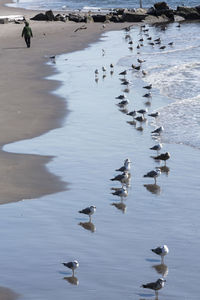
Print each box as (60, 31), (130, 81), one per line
(62, 23), (175, 295)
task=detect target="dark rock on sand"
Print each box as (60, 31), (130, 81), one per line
(69, 13), (86, 22)
(176, 6), (200, 20)
(31, 13), (48, 21)
(92, 14), (109, 22)
(122, 10), (147, 22)
(154, 2), (169, 10)
(31, 10), (55, 21)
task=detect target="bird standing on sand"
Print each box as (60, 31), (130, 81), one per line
(115, 94), (126, 100)
(143, 92), (152, 98)
(117, 99), (129, 107)
(153, 152), (170, 165)
(151, 126), (164, 135)
(116, 158), (131, 173)
(148, 111), (160, 118)
(152, 245), (169, 263)
(143, 169), (161, 184)
(141, 278), (166, 295)
(79, 205), (96, 221)
(112, 186), (128, 199)
(110, 172), (129, 186)
(119, 70), (127, 76)
(63, 260), (79, 277)
(150, 143), (163, 154)
(137, 108), (148, 116)
(127, 110), (136, 118)
(143, 84), (152, 90)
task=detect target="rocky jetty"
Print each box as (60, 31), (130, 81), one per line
(30, 2), (200, 24)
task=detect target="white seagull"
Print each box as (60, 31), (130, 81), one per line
(152, 245), (169, 263)
(143, 169), (161, 184)
(63, 260), (79, 276)
(79, 205), (96, 221)
(115, 158), (131, 172)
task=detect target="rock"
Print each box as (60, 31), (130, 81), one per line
(196, 5), (200, 14)
(54, 14), (68, 22)
(154, 2), (169, 10)
(31, 13), (47, 21)
(145, 14), (171, 24)
(122, 11), (147, 22)
(69, 13), (85, 22)
(176, 6), (200, 20)
(109, 14), (124, 22)
(45, 10), (55, 21)
(92, 14), (109, 22)
(114, 8), (125, 15)
(148, 5), (174, 21)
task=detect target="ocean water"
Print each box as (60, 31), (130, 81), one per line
(8, 0), (200, 11)
(1, 22), (200, 300)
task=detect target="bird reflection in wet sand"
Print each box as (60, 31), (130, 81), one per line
(157, 165), (170, 175)
(144, 184), (161, 195)
(152, 263), (168, 277)
(119, 107), (129, 115)
(79, 221), (96, 233)
(111, 201), (126, 213)
(63, 276), (79, 285)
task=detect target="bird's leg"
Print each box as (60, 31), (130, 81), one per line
(154, 177), (157, 185)
(161, 256), (164, 264)
(72, 269), (75, 277)
(89, 215), (92, 223)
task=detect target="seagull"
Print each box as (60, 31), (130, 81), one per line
(148, 111), (160, 118)
(143, 84), (152, 89)
(143, 169), (161, 184)
(110, 172), (129, 186)
(117, 99), (129, 107)
(137, 108), (148, 116)
(142, 70), (147, 76)
(147, 36), (152, 40)
(112, 186), (128, 199)
(115, 94), (126, 100)
(139, 38), (144, 42)
(119, 70), (127, 76)
(141, 278), (166, 295)
(153, 152), (170, 165)
(115, 158), (131, 172)
(143, 92), (152, 98)
(63, 260), (79, 276)
(79, 205), (96, 221)
(150, 143), (163, 154)
(137, 58), (145, 63)
(128, 40), (133, 45)
(102, 49), (105, 56)
(110, 63), (114, 69)
(121, 80), (130, 86)
(152, 245), (169, 263)
(134, 115), (145, 122)
(94, 69), (99, 75)
(149, 42), (155, 46)
(102, 66), (106, 72)
(151, 126), (164, 134)
(168, 42), (174, 46)
(127, 110), (136, 118)
(154, 37), (161, 42)
(160, 46), (166, 50)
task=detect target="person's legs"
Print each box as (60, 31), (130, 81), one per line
(25, 36), (31, 48)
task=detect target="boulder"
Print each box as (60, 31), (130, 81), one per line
(31, 13), (47, 21)
(154, 2), (169, 10)
(109, 14), (124, 22)
(45, 10), (55, 21)
(122, 11), (147, 22)
(196, 5), (200, 14)
(145, 14), (171, 24)
(92, 14), (109, 22)
(68, 14), (85, 22)
(54, 14), (68, 22)
(176, 6), (200, 20)
(147, 6), (174, 21)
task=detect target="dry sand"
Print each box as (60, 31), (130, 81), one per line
(0, 1), (135, 204)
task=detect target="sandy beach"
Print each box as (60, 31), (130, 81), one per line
(0, 0), (135, 204)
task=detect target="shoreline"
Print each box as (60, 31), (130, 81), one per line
(0, 0), (137, 204)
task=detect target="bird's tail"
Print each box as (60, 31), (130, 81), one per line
(79, 210), (83, 214)
(143, 175), (147, 177)
(141, 284), (147, 288)
(110, 178), (115, 181)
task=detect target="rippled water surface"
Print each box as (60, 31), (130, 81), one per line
(1, 24), (200, 300)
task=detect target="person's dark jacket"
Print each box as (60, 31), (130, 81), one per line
(22, 23), (33, 38)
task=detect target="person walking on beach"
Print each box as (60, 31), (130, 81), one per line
(22, 21), (33, 48)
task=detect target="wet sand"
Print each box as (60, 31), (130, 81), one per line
(0, 0), (136, 203)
